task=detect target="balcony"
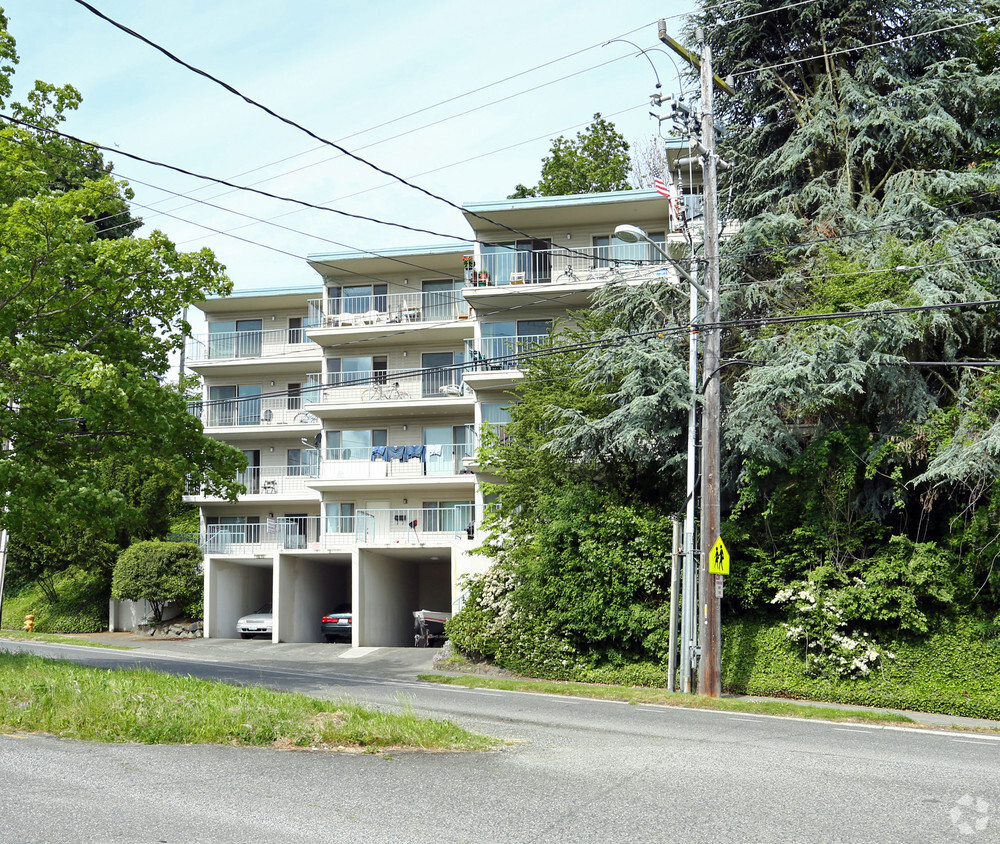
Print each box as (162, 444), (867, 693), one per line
(313, 442), (475, 484)
(186, 326), (319, 363)
(189, 397), (320, 429)
(303, 367), (472, 412)
(464, 335), (548, 370)
(472, 243), (673, 287)
(189, 465), (322, 500)
(201, 507), (476, 555)
(306, 291), (470, 328)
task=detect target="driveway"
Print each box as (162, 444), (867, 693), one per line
(65, 631), (441, 681)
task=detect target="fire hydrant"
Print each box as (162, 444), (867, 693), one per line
(23, 614), (34, 633)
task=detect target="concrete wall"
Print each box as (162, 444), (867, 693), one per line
(452, 544), (492, 613)
(355, 550), (418, 647)
(205, 558), (272, 639)
(108, 599), (182, 632)
(275, 556), (349, 643)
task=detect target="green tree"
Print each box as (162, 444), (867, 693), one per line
(687, 0), (1000, 612)
(0, 12), (244, 558)
(111, 541), (202, 623)
(510, 113), (632, 198)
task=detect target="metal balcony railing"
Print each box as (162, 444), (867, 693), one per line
(321, 441), (474, 480)
(186, 326), (318, 362)
(307, 291), (470, 328)
(473, 243), (679, 287)
(191, 465), (320, 499)
(200, 507), (477, 554)
(464, 334), (549, 371)
(189, 397), (321, 428)
(303, 367), (470, 405)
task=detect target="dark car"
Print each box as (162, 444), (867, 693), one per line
(321, 603), (352, 642)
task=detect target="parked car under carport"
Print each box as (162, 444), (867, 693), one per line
(237, 604), (272, 639)
(321, 604), (352, 642)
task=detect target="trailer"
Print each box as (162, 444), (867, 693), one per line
(412, 609), (452, 648)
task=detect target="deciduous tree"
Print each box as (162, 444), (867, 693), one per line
(510, 113), (632, 198)
(0, 12), (243, 559)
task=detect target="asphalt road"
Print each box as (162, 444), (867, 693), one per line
(2, 637), (999, 842)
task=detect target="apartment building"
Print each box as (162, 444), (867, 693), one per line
(185, 187), (686, 646)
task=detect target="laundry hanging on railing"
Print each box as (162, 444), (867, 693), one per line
(369, 444), (427, 463)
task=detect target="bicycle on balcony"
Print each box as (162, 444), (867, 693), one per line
(362, 381), (409, 401)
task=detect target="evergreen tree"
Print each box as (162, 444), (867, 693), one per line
(687, 0), (1000, 612)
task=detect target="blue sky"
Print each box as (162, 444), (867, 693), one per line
(2, 1), (700, 293)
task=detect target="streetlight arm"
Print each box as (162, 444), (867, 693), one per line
(613, 225), (708, 297)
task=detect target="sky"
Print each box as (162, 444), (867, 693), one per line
(1, 0), (701, 295)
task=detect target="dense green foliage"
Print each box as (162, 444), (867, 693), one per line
(111, 541), (202, 622)
(1, 566), (107, 633)
(510, 113), (631, 198)
(0, 12), (244, 563)
(722, 617), (1000, 720)
(450, 2), (1000, 709)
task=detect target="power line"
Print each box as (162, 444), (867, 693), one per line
(731, 12), (1000, 79)
(0, 113), (471, 244)
(69, 0), (628, 252)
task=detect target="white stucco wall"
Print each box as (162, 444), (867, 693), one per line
(275, 555), (348, 643)
(205, 557), (272, 639)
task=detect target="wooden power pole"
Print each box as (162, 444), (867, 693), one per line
(696, 26), (723, 697)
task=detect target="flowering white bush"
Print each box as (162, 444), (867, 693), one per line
(772, 579), (894, 679)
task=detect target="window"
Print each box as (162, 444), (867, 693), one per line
(207, 384), (261, 426)
(288, 317), (305, 344)
(480, 321), (551, 368)
(208, 319), (262, 358)
(422, 279), (467, 320)
(327, 284), (388, 317)
(326, 356), (387, 388)
(325, 502), (355, 534)
(482, 403), (513, 443)
(287, 447), (319, 476)
(205, 516), (260, 547)
(287, 383), (301, 411)
(593, 231), (665, 267)
(239, 449), (260, 494)
(422, 351), (464, 397)
(327, 429), (387, 460)
(421, 500), (473, 532)
(481, 240), (552, 284)
(424, 425), (468, 475)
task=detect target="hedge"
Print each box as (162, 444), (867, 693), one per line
(722, 617), (1000, 721)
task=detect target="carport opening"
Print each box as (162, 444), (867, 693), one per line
(275, 554), (352, 644)
(207, 557), (273, 640)
(357, 550), (451, 648)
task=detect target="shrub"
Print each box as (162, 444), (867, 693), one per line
(111, 541), (202, 622)
(1, 566), (108, 633)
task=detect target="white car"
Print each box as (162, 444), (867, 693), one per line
(237, 604), (272, 639)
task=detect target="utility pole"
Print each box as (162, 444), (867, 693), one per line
(659, 19), (727, 696)
(696, 26), (722, 697)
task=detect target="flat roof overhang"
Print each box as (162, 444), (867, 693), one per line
(306, 243), (472, 279)
(462, 189), (670, 237)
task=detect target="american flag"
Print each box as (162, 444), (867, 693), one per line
(656, 171), (684, 232)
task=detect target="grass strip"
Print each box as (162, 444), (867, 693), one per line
(0, 631), (129, 649)
(420, 673), (916, 725)
(0, 652), (496, 752)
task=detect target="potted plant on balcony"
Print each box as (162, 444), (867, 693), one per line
(476, 270), (490, 286)
(462, 255), (475, 283)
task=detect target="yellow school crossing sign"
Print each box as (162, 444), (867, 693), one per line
(708, 537), (730, 575)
